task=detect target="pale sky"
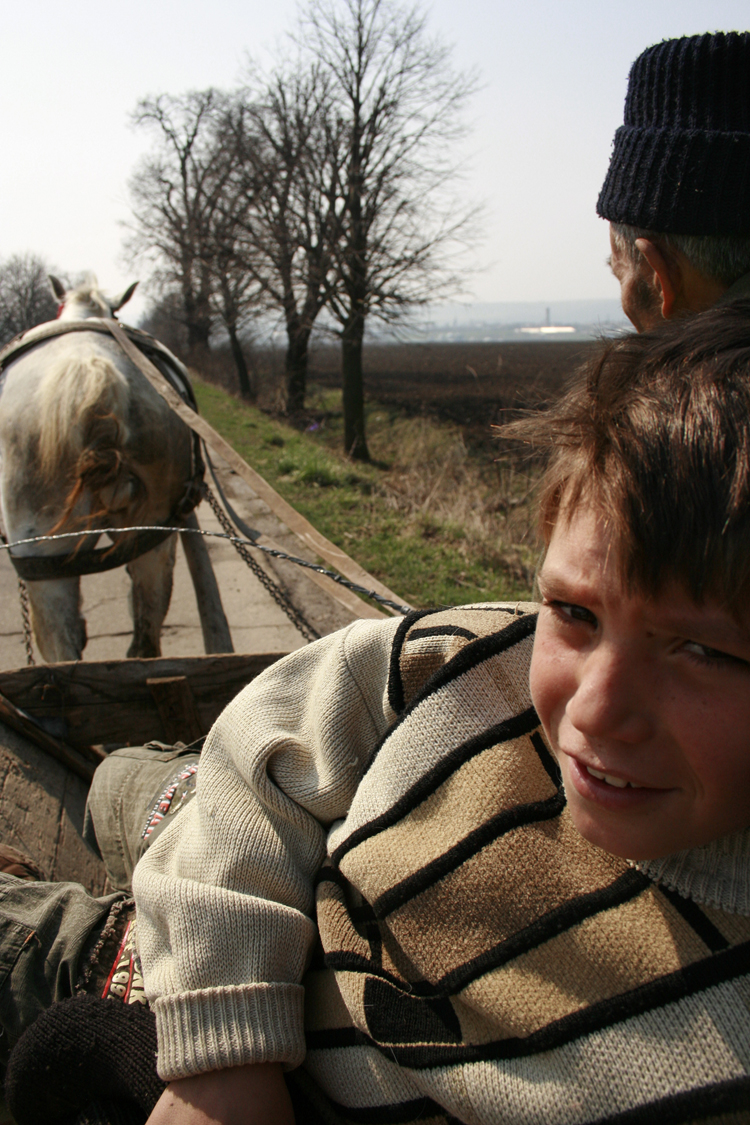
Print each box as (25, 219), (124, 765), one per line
(2, 1), (748, 321)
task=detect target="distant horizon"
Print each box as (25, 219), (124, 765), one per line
(240, 297), (630, 348)
(414, 297), (628, 327)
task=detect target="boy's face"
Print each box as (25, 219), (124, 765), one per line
(530, 504), (750, 861)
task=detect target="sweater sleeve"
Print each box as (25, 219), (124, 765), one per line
(132, 616), (401, 1081)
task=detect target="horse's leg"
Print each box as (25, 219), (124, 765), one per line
(125, 534), (177, 658)
(25, 578), (86, 663)
(0, 487), (88, 662)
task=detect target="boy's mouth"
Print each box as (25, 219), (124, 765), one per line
(560, 753), (668, 810)
(585, 766), (643, 790)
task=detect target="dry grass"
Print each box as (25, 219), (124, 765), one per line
(195, 374), (543, 607)
(368, 412), (540, 595)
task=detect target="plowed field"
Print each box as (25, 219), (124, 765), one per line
(307, 339), (601, 449)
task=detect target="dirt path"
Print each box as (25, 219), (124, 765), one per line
(0, 455), (359, 672)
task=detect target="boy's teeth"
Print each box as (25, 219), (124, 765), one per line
(586, 766), (642, 789)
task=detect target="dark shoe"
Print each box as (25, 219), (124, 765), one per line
(4, 994), (164, 1125)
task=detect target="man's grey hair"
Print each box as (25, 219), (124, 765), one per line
(611, 223), (750, 288)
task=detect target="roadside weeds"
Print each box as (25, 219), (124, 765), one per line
(193, 378), (540, 609)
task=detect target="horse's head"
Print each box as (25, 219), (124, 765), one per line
(49, 274), (139, 322)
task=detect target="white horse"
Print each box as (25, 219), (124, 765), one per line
(0, 276), (232, 662)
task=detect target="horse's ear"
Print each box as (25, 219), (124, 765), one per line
(110, 281), (139, 312)
(49, 275), (66, 301)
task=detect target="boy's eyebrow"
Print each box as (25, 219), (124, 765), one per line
(536, 568), (572, 598)
(654, 607), (750, 650)
(536, 561), (602, 605)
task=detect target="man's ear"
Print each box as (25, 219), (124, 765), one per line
(634, 239), (682, 319)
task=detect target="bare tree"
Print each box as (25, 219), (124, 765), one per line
(211, 256), (259, 399)
(221, 69), (339, 413)
(137, 290), (189, 357)
(126, 90), (235, 366)
(126, 75), (337, 412)
(208, 171), (262, 399)
(127, 90), (263, 397)
(122, 0), (475, 429)
(299, 0), (477, 459)
(0, 254), (58, 345)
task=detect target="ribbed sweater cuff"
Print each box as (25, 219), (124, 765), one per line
(153, 983), (306, 1080)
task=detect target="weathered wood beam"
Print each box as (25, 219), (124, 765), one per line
(147, 676), (204, 745)
(0, 691), (103, 782)
(0, 653), (286, 753)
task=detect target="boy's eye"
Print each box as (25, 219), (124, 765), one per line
(681, 640), (746, 668)
(547, 600), (598, 627)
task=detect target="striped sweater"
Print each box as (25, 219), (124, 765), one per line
(134, 606), (750, 1124)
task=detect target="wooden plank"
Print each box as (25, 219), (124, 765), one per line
(0, 652), (287, 751)
(0, 690), (103, 782)
(106, 320), (408, 618)
(0, 719), (107, 895)
(147, 676), (203, 744)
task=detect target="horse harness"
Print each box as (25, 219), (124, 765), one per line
(0, 320), (206, 581)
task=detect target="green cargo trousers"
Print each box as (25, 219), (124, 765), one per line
(0, 742), (200, 1043)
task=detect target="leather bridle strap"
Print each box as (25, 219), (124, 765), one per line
(8, 525), (177, 582)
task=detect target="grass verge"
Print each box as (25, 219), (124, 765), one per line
(193, 378), (539, 610)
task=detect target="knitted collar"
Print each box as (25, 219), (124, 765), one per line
(632, 826), (750, 915)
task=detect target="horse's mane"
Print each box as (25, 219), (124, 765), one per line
(35, 349), (130, 488)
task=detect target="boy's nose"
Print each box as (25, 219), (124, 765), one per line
(566, 644), (654, 745)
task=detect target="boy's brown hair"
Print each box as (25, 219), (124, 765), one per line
(502, 299), (750, 612)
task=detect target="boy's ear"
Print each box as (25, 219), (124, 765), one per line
(634, 238), (681, 319)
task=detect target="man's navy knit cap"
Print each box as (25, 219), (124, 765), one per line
(597, 32), (750, 235)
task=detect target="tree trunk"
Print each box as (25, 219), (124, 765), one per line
(341, 112), (369, 461)
(186, 319), (211, 357)
(341, 321), (369, 461)
(227, 323), (254, 400)
(183, 287), (212, 369)
(285, 327), (311, 415)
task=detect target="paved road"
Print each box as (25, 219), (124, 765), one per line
(0, 454), (359, 671)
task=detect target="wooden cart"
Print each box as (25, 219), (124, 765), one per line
(0, 652), (286, 894)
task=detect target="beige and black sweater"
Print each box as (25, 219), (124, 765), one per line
(133, 606), (750, 1124)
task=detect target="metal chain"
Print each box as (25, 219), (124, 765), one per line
(0, 528), (36, 666)
(1, 527), (412, 616)
(17, 578), (35, 666)
(202, 485), (321, 643)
